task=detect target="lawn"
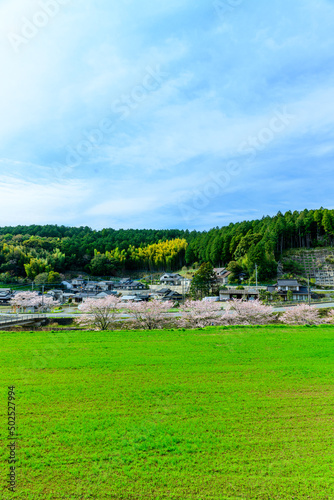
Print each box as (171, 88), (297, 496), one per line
(1, 326), (334, 499)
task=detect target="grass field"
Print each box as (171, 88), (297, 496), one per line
(1, 326), (334, 499)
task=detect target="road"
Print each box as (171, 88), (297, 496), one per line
(44, 302), (334, 317)
(2, 302), (334, 321)
(273, 302), (334, 312)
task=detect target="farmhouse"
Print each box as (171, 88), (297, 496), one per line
(267, 279), (309, 302)
(160, 273), (184, 285)
(0, 288), (13, 304)
(152, 288), (183, 301)
(214, 268), (231, 285)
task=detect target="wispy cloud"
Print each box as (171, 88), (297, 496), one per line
(1, 0), (334, 229)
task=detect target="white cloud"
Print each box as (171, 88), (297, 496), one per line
(0, 174), (91, 226)
(1, 0), (334, 229)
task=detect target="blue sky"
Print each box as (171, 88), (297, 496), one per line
(1, 0), (334, 230)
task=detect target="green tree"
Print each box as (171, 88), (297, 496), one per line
(90, 252), (115, 276)
(227, 261), (243, 283)
(190, 262), (216, 299)
(34, 272), (49, 284)
(24, 258), (51, 280)
(48, 271), (63, 284)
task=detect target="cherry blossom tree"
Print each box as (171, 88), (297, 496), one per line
(125, 299), (174, 330)
(39, 296), (59, 313)
(280, 304), (322, 325)
(10, 291), (59, 313)
(178, 300), (225, 328)
(76, 295), (122, 331)
(325, 309), (334, 324)
(225, 299), (276, 325)
(10, 292), (40, 312)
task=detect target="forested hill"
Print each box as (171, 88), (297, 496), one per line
(0, 208), (333, 281)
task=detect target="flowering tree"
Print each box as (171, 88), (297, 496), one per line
(39, 296), (59, 313)
(225, 299), (276, 325)
(280, 304), (322, 325)
(125, 299), (174, 330)
(76, 295), (122, 331)
(10, 291), (59, 313)
(178, 300), (225, 328)
(325, 309), (334, 324)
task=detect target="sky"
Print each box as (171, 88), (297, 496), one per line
(1, 0), (334, 231)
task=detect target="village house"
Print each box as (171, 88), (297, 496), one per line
(46, 289), (64, 302)
(125, 281), (146, 290)
(85, 282), (102, 292)
(71, 277), (87, 289)
(267, 279), (309, 302)
(214, 268), (231, 285)
(160, 273), (184, 285)
(99, 281), (118, 291)
(152, 288), (183, 302)
(0, 288), (13, 304)
(61, 280), (73, 290)
(120, 293), (150, 302)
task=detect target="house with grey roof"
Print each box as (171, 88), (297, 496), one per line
(267, 279), (309, 302)
(214, 268), (231, 285)
(0, 288), (13, 304)
(160, 273), (184, 285)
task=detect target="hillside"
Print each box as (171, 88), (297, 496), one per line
(1, 208), (334, 282)
(281, 247), (334, 286)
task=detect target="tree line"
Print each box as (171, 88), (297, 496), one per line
(0, 208), (333, 281)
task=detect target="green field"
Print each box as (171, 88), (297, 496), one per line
(1, 326), (334, 499)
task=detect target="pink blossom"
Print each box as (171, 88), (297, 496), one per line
(125, 299), (174, 330)
(325, 309), (334, 324)
(76, 295), (122, 331)
(225, 299), (276, 325)
(280, 304), (322, 325)
(178, 299), (225, 328)
(10, 291), (59, 312)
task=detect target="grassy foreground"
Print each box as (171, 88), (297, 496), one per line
(1, 326), (334, 499)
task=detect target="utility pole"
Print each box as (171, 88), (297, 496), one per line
(32, 281), (34, 291)
(255, 264), (258, 291)
(42, 285), (44, 311)
(308, 274), (311, 306)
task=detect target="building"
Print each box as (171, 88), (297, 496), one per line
(267, 279), (309, 302)
(219, 288), (260, 301)
(160, 273), (184, 285)
(46, 289), (64, 302)
(0, 289), (13, 304)
(151, 288), (183, 301)
(214, 268), (231, 285)
(120, 294), (150, 302)
(202, 296), (219, 302)
(99, 281), (118, 291)
(71, 277), (86, 289)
